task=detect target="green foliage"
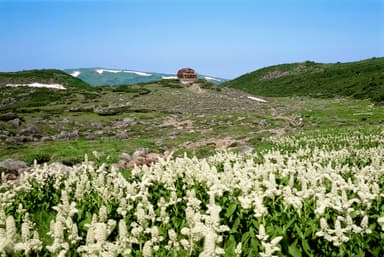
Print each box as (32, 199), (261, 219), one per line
(0, 112), (19, 121)
(25, 152), (51, 164)
(157, 79), (183, 88)
(224, 57), (384, 102)
(111, 85), (151, 95)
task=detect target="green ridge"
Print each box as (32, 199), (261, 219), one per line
(223, 57), (384, 102)
(0, 69), (90, 89)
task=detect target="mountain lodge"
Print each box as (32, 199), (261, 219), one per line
(177, 68), (197, 83)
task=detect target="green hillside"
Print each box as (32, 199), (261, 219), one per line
(0, 69), (90, 89)
(223, 57), (384, 102)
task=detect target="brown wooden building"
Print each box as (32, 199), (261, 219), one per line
(177, 68), (197, 83)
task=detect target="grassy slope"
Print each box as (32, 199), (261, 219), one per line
(223, 57), (384, 102)
(0, 69), (90, 89)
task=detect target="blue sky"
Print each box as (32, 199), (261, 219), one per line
(0, 0), (382, 78)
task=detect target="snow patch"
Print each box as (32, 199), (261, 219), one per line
(71, 71), (81, 77)
(204, 76), (222, 82)
(96, 69), (122, 74)
(247, 96), (267, 103)
(162, 76), (178, 80)
(95, 69), (152, 76)
(5, 83), (66, 90)
(123, 70), (152, 76)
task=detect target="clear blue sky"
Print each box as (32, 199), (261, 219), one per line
(0, 0), (382, 78)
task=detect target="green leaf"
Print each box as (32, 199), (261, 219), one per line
(225, 202), (237, 218)
(355, 249), (365, 257)
(301, 239), (313, 256)
(249, 227), (255, 238)
(250, 238), (259, 251)
(241, 231), (251, 245)
(369, 247), (381, 257)
(224, 235), (236, 256)
(288, 241), (302, 257)
(231, 217), (241, 233)
(283, 217), (296, 234)
(294, 224), (305, 239)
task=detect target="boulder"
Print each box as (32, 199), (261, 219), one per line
(47, 162), (73, 173)
(18, 124), (41, 135)
(132, 148), (152, 159)
(54, 130), (79, 140)
(8, 118), (22, 127)
(0, 159), (29, 171)
(115, 133), (129, 140)
(145, 153), (161, 163)
(125, 151), (162, 169)
(41, 136), (52, 142)
(122, 117), (136, 126)
(120, 152), (132, 161)
(6, 136), (34, 143)
(85, 134), (97, 140)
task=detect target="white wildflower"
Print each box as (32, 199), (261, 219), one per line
(180, 239), (190, 250)
(235, 242), (242, 255)
(378, 217), (384, 231)
(98, 205), (108, 222)
(257, 224), (269, 241)
(21, 221), (30, 242)
(94, 223), (107, 244)
(360, 216), (369, 229)
(142, 240), (152, 257)
(200, 230), (216, 257)
(68, 223), (81, 244)
(259, 236), (283, 257)
(6, 216), (16, 242)
(181, 227), (190, 236)
(168, 229), (177, 241)
(118, 219), (128, 240)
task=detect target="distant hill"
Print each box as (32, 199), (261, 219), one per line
(63, 68), (226, 86)
(223, 57), (384, 102)
(0, 69), (90, 89)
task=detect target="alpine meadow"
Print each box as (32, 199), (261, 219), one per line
(0, 0), (383, 256)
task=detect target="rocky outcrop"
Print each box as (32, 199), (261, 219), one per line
(18, 124), (41, 136)
(0, 159), (30, 181)
(53, 130), (79, 140)
(0, 159), (29, 171)
(111, 148), (165, 170)
(6, 136), (35, 143)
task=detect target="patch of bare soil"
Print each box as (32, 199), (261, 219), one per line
(187, 84), (206, 94)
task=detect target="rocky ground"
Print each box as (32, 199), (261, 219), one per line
(1, 79), (383, 181)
